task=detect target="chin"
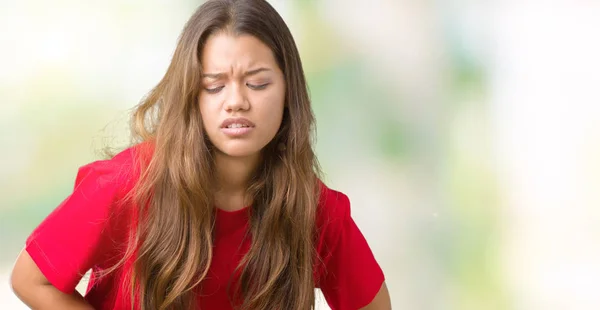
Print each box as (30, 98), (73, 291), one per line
(217, 144), (263, 158)
(222, 149), (257, 158)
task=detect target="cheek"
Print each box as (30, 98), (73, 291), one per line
(260, 85), (285, 114)
(199, 99), (216, 127)
(257, 93), (285, 127)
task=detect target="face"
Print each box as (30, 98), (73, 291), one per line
(199, 32), (285, 159)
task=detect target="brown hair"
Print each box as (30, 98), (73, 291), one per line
(112, 0), (321, 309)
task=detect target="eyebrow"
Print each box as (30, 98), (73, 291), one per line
(201, 67), (271, 79)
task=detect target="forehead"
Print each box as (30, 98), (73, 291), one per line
(200, 32), (278, 71)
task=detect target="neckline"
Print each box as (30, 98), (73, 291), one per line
(214, 205), (251, 234)
(215, 205), (251, 215)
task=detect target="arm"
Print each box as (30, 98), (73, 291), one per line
(360, 282), (391, 310)
(11, 249), (94, 310)
(316, 188), (390, 310)
(11, 149), (138, 309)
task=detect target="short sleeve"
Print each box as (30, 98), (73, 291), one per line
(318, 191), (385, 310)
(25, 157), (131, 294)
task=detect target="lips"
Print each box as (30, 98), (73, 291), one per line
(220, 117), (256, 129)
(219, 117), (256, 138)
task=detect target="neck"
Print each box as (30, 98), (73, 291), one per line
(213, 151), (261, 211)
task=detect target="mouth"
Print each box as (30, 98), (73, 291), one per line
(224, 123), (252, 129)
(220, 117), (255, 137)
(220, 117), (256, 129)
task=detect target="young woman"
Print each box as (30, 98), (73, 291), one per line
(10, 0), (390, 309)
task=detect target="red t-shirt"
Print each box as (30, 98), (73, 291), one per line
(25, 144), (385, 310)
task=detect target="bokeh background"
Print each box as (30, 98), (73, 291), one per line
(2, 0), (600, 309)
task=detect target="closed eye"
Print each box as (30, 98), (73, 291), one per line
(205, 86), (224, 94)
(247, 83), (269, 90)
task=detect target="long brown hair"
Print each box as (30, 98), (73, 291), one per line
(114, 1), (321, 309)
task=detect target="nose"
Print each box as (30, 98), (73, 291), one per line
(224, 84), (250, 112)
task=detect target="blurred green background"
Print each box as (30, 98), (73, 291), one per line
(2, 1), (600, 309)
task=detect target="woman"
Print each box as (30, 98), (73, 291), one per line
(10, 0), (391, 309)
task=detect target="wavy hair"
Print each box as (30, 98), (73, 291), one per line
(108, 1), (321, 309)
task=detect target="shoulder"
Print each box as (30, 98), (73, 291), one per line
(316, 179), (351, 227)
(62, 142), (154, 242)
(75, 141), (153, 199)
(314, 180), (353, 280)
(315, 179), (353, 256)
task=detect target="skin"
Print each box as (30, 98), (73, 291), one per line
(11, 250), (94, 309)
(10, 32), (390, 310)
(201, 32), (391, 309)
(361, 282), (392, 310)
(199, 32), (286, 212)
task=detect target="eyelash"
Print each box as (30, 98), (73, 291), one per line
(205, 86), (224, 94)
(204, 83), (269, 94)
(248, 83), (269, 90)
